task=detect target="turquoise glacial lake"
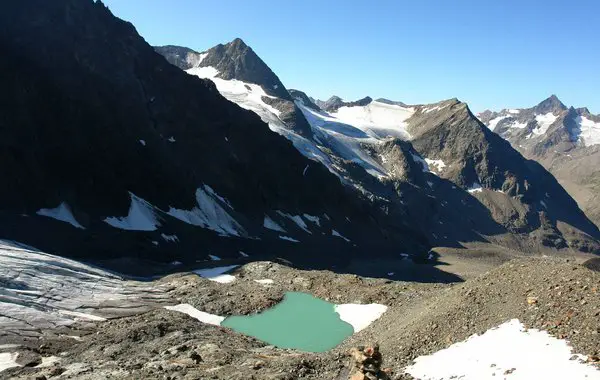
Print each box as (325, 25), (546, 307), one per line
(221, 292), (354, 352)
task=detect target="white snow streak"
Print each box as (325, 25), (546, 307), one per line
(279, 235), (300, 243)
(161, 233), (179, 243)
(404, 319), (600, 380)
(164, 304), (224, 326)
(254, 279), (274, 285)
(331, 230), (351, 242)
(276, 211), (312, 234)
(37, 202), (85, 229)
(487, 115), (509, 130)
(168, 186), (244, 237)
(303, 214), (321, 227)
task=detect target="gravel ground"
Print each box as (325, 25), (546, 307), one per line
(3, 257), (599, 379)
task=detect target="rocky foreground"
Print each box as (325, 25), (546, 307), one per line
(1, 245), (600, 379)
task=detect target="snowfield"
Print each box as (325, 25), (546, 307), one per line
(404, 319), (600, 379)
(332, 101), (414, 140)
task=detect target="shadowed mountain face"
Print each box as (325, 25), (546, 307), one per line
(479, 96), (600, 229)
(157, 41), (600, 255)
(0, 0), (432, 267)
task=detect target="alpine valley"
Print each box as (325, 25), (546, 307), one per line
(1, 1), (599, 380)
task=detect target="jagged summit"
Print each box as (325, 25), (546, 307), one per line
(156, 38), (289, 99)
(534, 94), (567, 114)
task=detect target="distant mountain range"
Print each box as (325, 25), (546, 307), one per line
(157, 40), (600, 255)
(478, 96), (600, 228)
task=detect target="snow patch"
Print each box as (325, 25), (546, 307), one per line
(263, 215), (286, 232)
(509, 120), (529, 129)
(168, 186), (244, 237)
(467, 183), (483, 193)
(487, 115), (509, 130)
(425, 158), (446, 172)
(279, 235), (300, 243)
(208, 255), (221, 261)
(276, 211), (311, 234)
(104, 193), (159, 231)
(404, 319), (600, 380)
(239, 251), (249, 258)
(254, 279), (274, 285)
(58, 310), (107, 322)
(161, 233), (179, 243)
(303, 164), (309, 176)
(0, 352), (20, 373)
(164, 304), (224, 326)
(532, 113), (558, 136)
(508, 109), (520, 114)
(139, 139), (146, 146)
(37, 202), (85, 229)
(167, 136), (176, 142)
(194, 265), (238, 283)
(303, 214), (321, 227)
(331, 230), (351, 242)
(334, 303), (388, 332)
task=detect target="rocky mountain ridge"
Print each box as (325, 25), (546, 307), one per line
(158, 40), (600, 255)
(478, 95), (600, 228)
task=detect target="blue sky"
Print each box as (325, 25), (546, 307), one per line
(103, 0), (599, 113)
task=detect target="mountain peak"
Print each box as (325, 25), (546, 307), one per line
(228, 37), (248, 48)
(197, 39), (290, 99)
(534, 94), (567, 114)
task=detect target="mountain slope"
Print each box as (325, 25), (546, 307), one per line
(479, 96), (600, 228)
(0, 0), (427, 268)
(157, 42), (600, 255)
(155, 41), (313, 138)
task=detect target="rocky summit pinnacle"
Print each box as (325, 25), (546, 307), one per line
(534, 94), (567, 114)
